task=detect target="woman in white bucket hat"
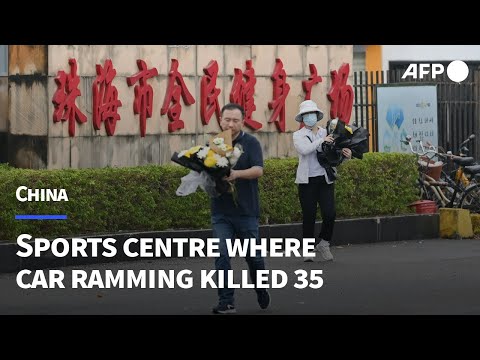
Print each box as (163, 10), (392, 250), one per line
(292, 100), (351, 262)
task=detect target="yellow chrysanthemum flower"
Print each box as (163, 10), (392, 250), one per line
(204, 155), (217, 168)
(182, 145), (203, 158)
(189, 145), (202, 154)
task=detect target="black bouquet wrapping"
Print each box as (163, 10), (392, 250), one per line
(317, 119), (370, 181)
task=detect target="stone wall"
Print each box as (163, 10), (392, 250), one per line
(5, 45), (353, 169)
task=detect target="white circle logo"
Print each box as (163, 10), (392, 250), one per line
(447, 60), (469, 83)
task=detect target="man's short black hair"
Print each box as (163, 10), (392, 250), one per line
(221, 103), (245, 119)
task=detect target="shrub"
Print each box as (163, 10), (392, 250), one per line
(0, 153), (418, 241)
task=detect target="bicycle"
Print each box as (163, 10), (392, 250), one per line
(425, 135), (480, 212)
(425, 134), (476, 189)
(402, 136), (449, 207)
(402, 135), (480, 213)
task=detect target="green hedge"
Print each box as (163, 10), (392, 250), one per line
(0, 153), (418, 241)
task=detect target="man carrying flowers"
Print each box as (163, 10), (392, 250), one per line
(210, 103), (270, 314)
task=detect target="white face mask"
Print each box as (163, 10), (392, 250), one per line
(303, 113), (318, 127)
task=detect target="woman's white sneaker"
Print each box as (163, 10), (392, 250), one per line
(316, 239), (333, 261)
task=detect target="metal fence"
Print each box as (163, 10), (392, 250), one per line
(352, 69), (480, 159)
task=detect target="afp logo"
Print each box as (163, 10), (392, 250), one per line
(401, 60), (469, 83)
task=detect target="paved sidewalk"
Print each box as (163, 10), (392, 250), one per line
(1, 239), (480, 315)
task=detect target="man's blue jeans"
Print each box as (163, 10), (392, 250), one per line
(211, 214), (266, 306)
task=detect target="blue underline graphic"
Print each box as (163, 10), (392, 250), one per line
(15, 215), (68, 220)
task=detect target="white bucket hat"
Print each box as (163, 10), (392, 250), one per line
(295, 100), (324, 122)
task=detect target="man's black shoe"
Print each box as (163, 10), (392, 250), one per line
(212, 303), (236, 314)
(257, 290), (271, 310)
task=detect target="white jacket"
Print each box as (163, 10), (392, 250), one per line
(293, 126), (336, 184)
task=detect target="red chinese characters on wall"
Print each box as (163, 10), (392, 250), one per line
(268, 58), (290, 132)
(51, 55), (355, 137)
(161, 59), (196, 133)
(299, 63), (323, 129)
(52, 58), (87, 137)
(126, 60), (159, 137)
(92, 59), (122, 136)
(230, 60), (261, 130)
(327, 63), (354, 124)
(303, 64), (322, 100)
(200, 60), (221, 126)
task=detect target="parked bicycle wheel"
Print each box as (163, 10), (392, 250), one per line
(441, 185), (462, 207)
(459, 183), (480, 214)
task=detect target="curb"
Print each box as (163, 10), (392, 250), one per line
(0, 213), (439, 273)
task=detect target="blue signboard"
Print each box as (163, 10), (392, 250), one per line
(376, 85), (438, 153)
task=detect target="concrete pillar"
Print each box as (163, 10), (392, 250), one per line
(8, 45), (48, 169)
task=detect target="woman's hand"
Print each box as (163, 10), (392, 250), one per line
(342, 148), (352, 159)
(324, 135), (334, 143)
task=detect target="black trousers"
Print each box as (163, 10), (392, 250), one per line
(298, 175), (336, 244)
